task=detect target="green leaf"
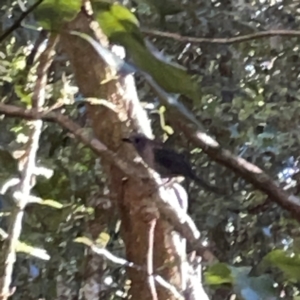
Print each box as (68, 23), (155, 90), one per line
(93, 2), (201, 101)
(39, 199), (64, 209)
(27, 195), (64, 209)
(204, 263), (233, 285)
(16, 241), (50, 260)
(69, 32), (202, 128)
(93, 1), (140, 35)
(74, 236), (93, 246)
(263, 249), (300, 281)
(14, 85), (32, 106)
(205, 264), (278, 300)
(35, 0), (81, 30)
(96, 232), (110, 247)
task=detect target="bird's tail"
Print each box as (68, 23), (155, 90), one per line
(191, 173), (226, 195)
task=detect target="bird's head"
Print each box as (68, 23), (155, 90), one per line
(122, 133), (149, 152)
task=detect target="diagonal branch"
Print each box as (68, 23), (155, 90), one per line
(142, 28), (300, 45)
(0, 0), (44, 43)
(0, 104), (146, 180)
(177, 122), (300, 222)
(0, 103), (216, 262)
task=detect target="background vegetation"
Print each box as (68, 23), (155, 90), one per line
(1, 0), (300, 299)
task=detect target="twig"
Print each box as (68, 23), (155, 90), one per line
(0, 34), (58, 300)
(24, 30), (48, 75)
(0, 0), (44, 43)
(88, 243), (184, 299)
(142, 28), (300, 45)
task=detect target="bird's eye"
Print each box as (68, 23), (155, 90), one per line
(134, 138), (140, 143)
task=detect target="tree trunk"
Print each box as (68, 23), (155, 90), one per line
(60, 7), (185, 300)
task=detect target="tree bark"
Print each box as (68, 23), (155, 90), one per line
(60, 7), (184, 300)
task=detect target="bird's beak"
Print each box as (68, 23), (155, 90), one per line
(122, 138), (132, 143)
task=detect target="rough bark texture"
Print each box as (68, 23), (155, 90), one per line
(60, 9), (183, 300)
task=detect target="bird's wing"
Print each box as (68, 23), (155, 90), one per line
(153, 147), (190, 177)
(153, 148), (178, 166)
(153, 147), (226, 194)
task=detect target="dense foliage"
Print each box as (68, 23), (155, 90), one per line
(1, 0), (300, 299)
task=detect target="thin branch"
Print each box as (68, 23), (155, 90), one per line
(32, 36), (58, 108)
(0, 0), (44, 43)
(142, 28), (300, 45)
(24, 30), (48, 74)
(0, 105), (147, 180)
(0, 34), (58, 300)
(147, 219), (158, 300)
(88, 243), (184, 300)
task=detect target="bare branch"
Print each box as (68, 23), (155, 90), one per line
(147, 219), (158, 300)
(0, 0), (44, 43)
(142, 28), (300, 45)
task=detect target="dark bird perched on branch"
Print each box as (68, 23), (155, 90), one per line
(122, 133), (224, 195)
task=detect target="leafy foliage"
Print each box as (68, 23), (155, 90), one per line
(35, 0), (81, 30)
(1, 0), (300, 299)
(93, 2), (201, 101)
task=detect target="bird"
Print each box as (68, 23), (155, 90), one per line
(122, 133), (224, 194)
